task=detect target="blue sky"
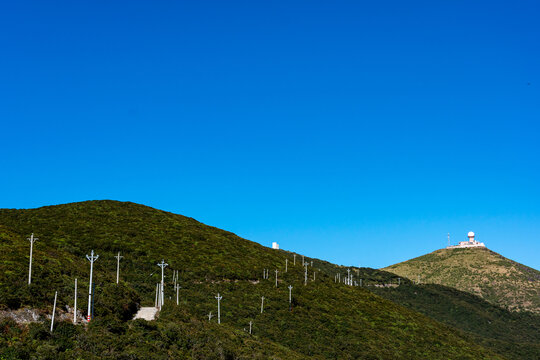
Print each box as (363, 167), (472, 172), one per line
(1, 1), (539, 269)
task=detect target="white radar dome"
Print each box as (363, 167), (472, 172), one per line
(468, 231), (475, 237)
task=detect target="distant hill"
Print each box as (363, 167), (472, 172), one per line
(383, 247), (540, 314)
(0, 200), (503, 359)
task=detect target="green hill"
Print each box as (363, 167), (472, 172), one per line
(383, 247), (540, 314)
(0, 201), (506, 359)
(320, 266), (540, 360)
(370, 282), (540, 360)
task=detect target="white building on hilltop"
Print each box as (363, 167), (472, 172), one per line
(272, 242), (279, 250)
(447, 231), (486, 249)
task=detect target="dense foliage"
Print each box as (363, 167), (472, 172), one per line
(371, 283), (540, 360)
(0, 201), (516, 359)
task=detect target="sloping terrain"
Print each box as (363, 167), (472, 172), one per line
(327, 266), (540, 360)
(383, 247), (540, 314)
(0, 201), (507, 359)
(370, 282), (540, 360)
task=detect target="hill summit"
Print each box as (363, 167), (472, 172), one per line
(384, 246), (540, 314)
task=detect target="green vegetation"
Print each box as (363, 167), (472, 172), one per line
(0, 201), (511, 359)
(383, 248), (540, 314)
(313, 265), (540, 359)
(370, 283), (540, 360)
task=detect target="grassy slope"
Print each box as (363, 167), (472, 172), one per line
(370, 283), (540, 360)
(383, 248), (540, 314)
(326, 266), (540, 360)
(0, 201), (503, 359)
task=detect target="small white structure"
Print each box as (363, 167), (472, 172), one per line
(272, 242), (279, 250)
(447, 231), (486, 249)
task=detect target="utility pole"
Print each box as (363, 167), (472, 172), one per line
(27, 233), (38, 285)
(285, 259), (288, 273)
(304, 264), (308, 285)
(91, 283), (96, 320)
(313, 270), (316, 281)
(157, 260), (168, 307)
(155, 283), (159, 308)
(215, 293), (222, 324)
(293, 254), (296, 265)
(347, 269), (351, 286)
(302, 255), (304, 266)
(288, 285), (293, 311)
(398, 277), (401, 286)
(260, 296), (264, 313)
(249, 320), (252, 334)
(175, 283), (180, 305)
(50, 291), (57, 332)
(275, 269), (278, 288)
(73, 278), (77, 324)
(161, 283), (164, 308)
(158, 283), (163, 309)
(114, 252), (123, 284)
(86, 250), (99, 322)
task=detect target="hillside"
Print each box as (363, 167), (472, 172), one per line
(329, 266), (540, 360)
(0, 200), (504, 359)
(370, 282), (540, 360)
(383, 247), (540, 314)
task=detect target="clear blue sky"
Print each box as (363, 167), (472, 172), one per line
(1, 1), (539, 269)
